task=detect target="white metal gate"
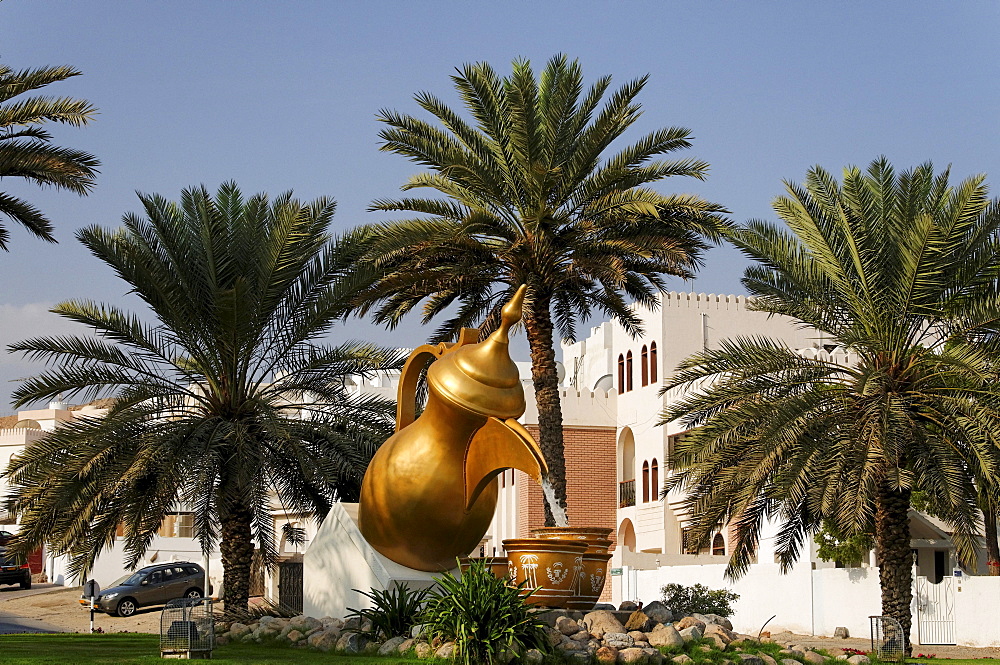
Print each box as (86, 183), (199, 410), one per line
(914, 576), (955, 645)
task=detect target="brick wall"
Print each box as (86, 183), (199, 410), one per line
(514, 425), (617, 601)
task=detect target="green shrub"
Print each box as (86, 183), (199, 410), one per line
(345, 582), (430, 639)
(421, 558), (547, 665)
(659, 582), (739, 618)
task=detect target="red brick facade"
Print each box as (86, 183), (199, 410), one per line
(515, 425), (618, 601)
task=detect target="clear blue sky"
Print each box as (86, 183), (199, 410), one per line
(2, 2), (999, 409)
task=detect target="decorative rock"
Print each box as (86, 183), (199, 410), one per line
(378, 636), (408, 655)
(642, 647), (664, 665)
(557, 616), (583, 635)
(525, 649), (545, 665)
(571, 630), (592, 642)
(216, 636), (230, 646)
(597, 646), (619, 665)
(397, 638), (416, 653)
(605, 632), (636, 649)
(676, 616), (707, 632)
(648, 624), (684, 648)
(846, 657), (870, 665)
(705, 623), (735, 642)
(595, 603), (617, 610)
(697, 613), (733, 630)
(738, 656), (765, 665)
(634, 641), (650, 648)
(618, 647), (648, 664)
(834, 627), (850, 639)
(758, 654), (778, 665)
(804, 651), (826, 665)
(560, 640), (585, 652)
(678, 625), (703, 643)
(336, 632), (368, 654)
(568, 653), (592, 665)
(286, 630), (304, 643)
(673, 656), (693, 664)
(628, 630), (647, 641)
(781, 660), (800, 665)
(705, 633), (728, 649)
(779, 649), (804, 658)
(436, 642), (457, 658)
(625, 610), (653, 632)
(643, 601), (673, 625)
(414, 642), (435, 659)
(342, 617), (362, 632)
(619, 601), (640, 612)
(827, 649), (846, 658)
(583, 610), (627, 639)
(229, 622), (250, 637)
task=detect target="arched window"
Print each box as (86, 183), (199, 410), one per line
(649, 341), (658, 383)
(641, 345), (649, 387)
(712, 533), (725, 556)
(650, 459), (659, 501)
(617, 354), (625, 395)
(641, 460), (650, 502)
(626, 351), (634, 392)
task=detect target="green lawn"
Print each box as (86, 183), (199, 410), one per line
(0, 633), (425, 665)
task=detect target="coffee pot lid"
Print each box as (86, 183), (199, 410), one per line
(427, 285), (527, 419)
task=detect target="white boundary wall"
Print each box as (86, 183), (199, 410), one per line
(625, 562), (1000, 647)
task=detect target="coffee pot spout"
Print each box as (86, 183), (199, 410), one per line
(463, 416), (548, 511)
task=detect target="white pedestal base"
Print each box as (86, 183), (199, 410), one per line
(303, 502), (456, 619)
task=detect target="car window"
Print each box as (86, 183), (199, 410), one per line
(149, 571), (162, 584)
(184, 565), (201, 576)
(161, 568), (174, 581)
(119, 571), (145, 586)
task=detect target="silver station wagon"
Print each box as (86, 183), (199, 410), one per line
(80, 562), (207, 617)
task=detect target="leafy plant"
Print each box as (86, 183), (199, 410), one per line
(660, 582), (739, 618)
(814, 519), (875, 568)
(345, 583), (430, 639)
(421, 558), (547, 665)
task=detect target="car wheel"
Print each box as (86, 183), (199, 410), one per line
(20, 576), (30, 590)
(116, 598), (138, 617)
(184, 587), (202, 599)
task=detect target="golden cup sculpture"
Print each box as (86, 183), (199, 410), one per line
(358, 286), (548, 572)
(530, 527), (614, 611)
(502, 538), (588, 607)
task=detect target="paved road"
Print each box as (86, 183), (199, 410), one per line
(0, 583), (65, 602)
(0, 609), (67, 633)
(0, 584), (73, 633)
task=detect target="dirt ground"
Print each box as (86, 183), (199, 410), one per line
(0, 586), (187, 633)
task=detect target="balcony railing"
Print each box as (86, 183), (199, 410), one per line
(619, 479), (636, 508)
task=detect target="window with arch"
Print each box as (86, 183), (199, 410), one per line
(649, 341), (658, 383)
(641, 460), (650, 502)
(712, 533), (725, 556)
(650, 458), (659, 501)
(617, 354), (625, 394)
(641, 345), (649, 387)
(626, 351), (634, 392)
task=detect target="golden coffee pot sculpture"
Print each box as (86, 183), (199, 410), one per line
(358, 285), (547, 571)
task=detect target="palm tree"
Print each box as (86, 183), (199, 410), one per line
(3, 183), (402, 613)
(353, 54), (728, 524)
(0, 63), (99, 249)
(661, 158), (1000, 653)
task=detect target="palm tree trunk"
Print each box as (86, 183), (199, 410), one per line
(876, 486), (913, 655)
(983, 496), (1000, 576)
(220, 504), (254, 614)
(523, 297), (568, 527)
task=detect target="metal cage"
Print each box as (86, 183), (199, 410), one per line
(160, 597), (214, 659)
(870, 615), (905, 662)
